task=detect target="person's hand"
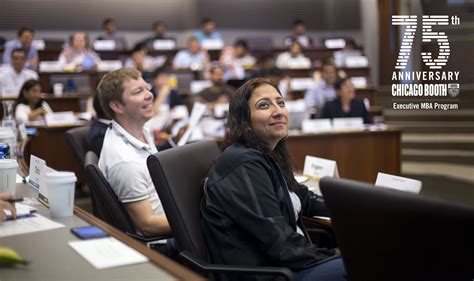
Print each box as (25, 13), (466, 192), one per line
(0, 193), (16, 222)
(29, 108), (47, 121)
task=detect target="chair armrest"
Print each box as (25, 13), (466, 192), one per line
(126, 232), (173, 247)
(179, 250), (294, 281)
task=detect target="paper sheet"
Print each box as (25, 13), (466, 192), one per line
(69, 237), (149, 269)
(0, 213), (64, 237)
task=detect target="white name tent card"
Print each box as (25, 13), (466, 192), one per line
(93, 40), (116, 51)
(201, 39), (224, 50)
(375, 172), (422, 194)
(45, 111), (76, 126)
(290, 78), (315, 91)
(69, 237), (148, 269)
(302, 119), (332, 133)
(332, 117), (364, 131)
(324, 39), (346, 49)
(350, 77), (368, 89)
(303, 155), (339, 180)
(190, 80), (212, 94)
(97, 60), (123, 72)
(39, 61), (63, 72)
(29, 155), (45, 189)
(153, 39), (176, 50)
(32, 39), (46, 50)
(345, 55), (369, 68)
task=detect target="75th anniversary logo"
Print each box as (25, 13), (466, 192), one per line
(391, 15), (460, 111)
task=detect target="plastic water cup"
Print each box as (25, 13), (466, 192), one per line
(0, 159), (18, 195)
(53, 83), (64, 97)
(45, 171), (77, 218)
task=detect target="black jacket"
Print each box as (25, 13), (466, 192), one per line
(320, 97), (370, 124)
(201, 144), (337, 273)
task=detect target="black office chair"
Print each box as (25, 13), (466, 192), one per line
(64, 126), (90, 168)
(84, 151), (171, 246)
(320, 177), (474, 281)
(147, 140), (294, 281)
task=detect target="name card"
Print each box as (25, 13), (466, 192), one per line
(290, 78), (315, 91)
(93, 40), (116, 51)
(190, 80), (212, 94)
(32, 40), (46, 50)
(29, 155), (46, 189)
(303, 155), (339, 180)
(375, 172), (422, 194)
(201, 39), (224, 50)
(45, 111), (77, 127)
(39, 61), (63, 72)
(345, 56), (369, 68)
(332, 117), (364, 131)
(350, 77), (368, 89)
(97, 60), (123, 72)
(153, 39), (176, 50)
(302, 119), (332, 133)
(324, 39), (346, 49)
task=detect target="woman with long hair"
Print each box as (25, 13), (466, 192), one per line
(14, 79), (52, 124)
(201, 78), (345, 280)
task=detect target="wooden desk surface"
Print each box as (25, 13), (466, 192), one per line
(0, 183), (204, 281)
(286, 127), (401, 183)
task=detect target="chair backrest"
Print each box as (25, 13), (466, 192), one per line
(147, 140), (221, 260)
(84, 151), (138, 234)
(320, 177), (474, 281)
(65, 126), (90, 168)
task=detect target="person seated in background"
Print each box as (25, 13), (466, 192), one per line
(194, 17), (222, 43)
(125, 43), (163, 73)
(172, 37), (209, 71)
(58, 32), (101, 71)
(250, 53), (282, 81)
(2, 26), (38, 70)
(141, 21), (175, 52)
(0, 193), (16, 222)
(333, 39), (362, 68)
(320, 76), (370, 123)
(284, 19), (314, 49)
(201, 78), (345, 281)
(197, 65), (234, 111)
(13, 79), (52, 124)
(220, 39), (256, 80)
(86, 93), (111, 157)
(96, 18), (128, 51)
(150, 68), (184, 113)
(304, 59), (337, 116)
(97, 68), (177, 256)
(0, 48), (38, 97)
(276, 40), (311, 69)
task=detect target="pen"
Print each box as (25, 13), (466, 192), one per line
(6, 198), (24, 203)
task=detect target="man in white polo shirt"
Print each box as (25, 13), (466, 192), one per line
(97, 68), (170, 237)
(0, 48), (38, 97)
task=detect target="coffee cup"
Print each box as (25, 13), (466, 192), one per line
(53, 83), (64, 97)
(0, 159), (18, 195)
(45, 171), (77, 218)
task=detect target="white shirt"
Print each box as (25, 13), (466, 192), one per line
(276, 52), (311, 69)
(98, 120), (164, 215)
(289, 191), (304, 236)
(172, 50), (207, 70)
(304, 80), (337, 110)
(0, 66), (38, 97)
(14, 102), (53, 124)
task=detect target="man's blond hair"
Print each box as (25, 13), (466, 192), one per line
(97, 68), (141, 119)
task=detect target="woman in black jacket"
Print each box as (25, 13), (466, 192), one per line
(201, 78), (345, 281)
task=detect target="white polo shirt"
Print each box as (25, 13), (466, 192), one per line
(98, 120), (164, 215)
(0, 66), (38, 97)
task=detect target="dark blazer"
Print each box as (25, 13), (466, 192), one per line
(86, 119), (109, 157)
(320, 97), (370, 124)
(201, 144), (337, 276)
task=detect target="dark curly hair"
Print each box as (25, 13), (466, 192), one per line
(223, 78), (299, 192)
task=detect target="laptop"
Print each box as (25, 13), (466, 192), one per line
(319, 177), (474, 281)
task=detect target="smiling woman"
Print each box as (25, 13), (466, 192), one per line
(200, 78), (345, 281)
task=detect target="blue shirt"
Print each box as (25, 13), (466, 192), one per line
(2, 39), (38, 70)
(304, 80), (336, 111)
(194, 31), (222, 42)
